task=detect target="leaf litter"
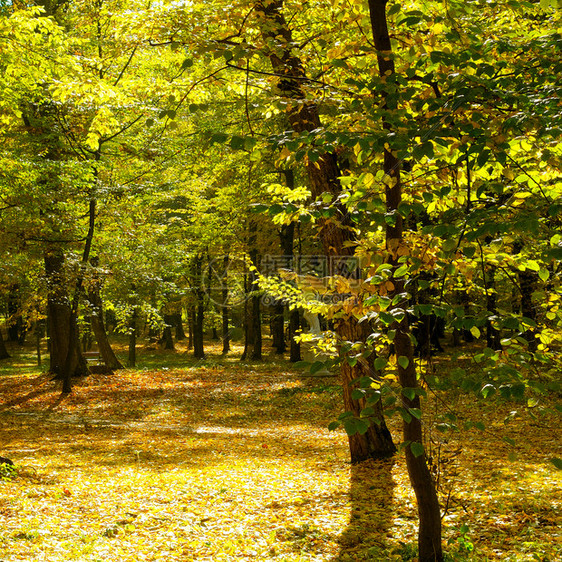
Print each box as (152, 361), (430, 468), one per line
(0, 343), (560, 561)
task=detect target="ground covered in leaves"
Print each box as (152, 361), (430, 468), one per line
(0, 342), (560, 561)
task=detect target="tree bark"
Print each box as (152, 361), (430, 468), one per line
(221, 255), (230, 354)
(248, 220), (262, 360)
(271, 302), (285, 353)
(7, 284), (25, 344)
(255, 0), (395, 460)
(367, 0), (443, 559)
(87, 261), (123, 370)
(59, 197), (97, 393)
(519, 269), (538, 352)
(513, 242), (538, 352)
(484, 266), (501, 350)
(0, 327), (10, 360)
(192, 256), (206, 359)
(160, 314), (176, 350)
(187, 307), (193, 350)
(241, 271), (250, 361)
(128, 304), (137, 368)
(170, 312), (186, 341)
(289, 308), (301, 362)
(44, 248), (85, 381)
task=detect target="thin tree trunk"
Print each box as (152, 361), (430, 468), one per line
(7, 284), (24, 344)
(192, 256), (206, 359)
(60, 197), (97, 393)
(36, 321), (42, 366)
(513, 242), (538, 352)
(0, 327), (10, 360)
(160, 314), (176, 350)
(193, 304), (205, 359)
(222, 255), (230, 354)
(248, 220), (262, 360)
(484, 266), (501, 350)
(279, 209), (299, 361)
(367, 0), (443, 558)
(289, 308), (301, 362)
(241, 271), (250, 361)
(128, 304), (137, 368)
(271, 302), (285, 353)
(519, 269), (538, 352)
(88, 261), (123, 370)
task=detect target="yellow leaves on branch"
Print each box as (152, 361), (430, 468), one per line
(86, 107), (121, 150)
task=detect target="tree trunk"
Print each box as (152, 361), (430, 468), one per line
(222, 256), (230, 354)
(280, 212), (298, 361)
(160, 314), (176, 350)
(0, 327), (10, 360)
(484, 266), (501, 350)
(249, 220), (262, 360)
(271, 302), (285, 353)
(192, 255), (206, 359)
(187, 307), (194, 350)
(36, 321), (43, 366)
(241, 271), (251, 361)
(128, 305), (137, 368)
(513, 242), (538, 352)
(44, 248), (84, 381)
(87, 264), (123, 370)
(255, 0), (395, 460)
(7, 284), (26, 344)
(58, 193), (97, 393)
(519, 269), (538, 352)
(193, 304), (205, 359)
(289, 308), (301, 362)
(170, 312), (186, 340)
(367, 0), (443, 558)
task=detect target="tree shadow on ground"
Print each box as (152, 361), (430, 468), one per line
(334, 458), (396, 561)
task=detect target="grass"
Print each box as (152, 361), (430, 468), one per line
(0, 337), (560, 561)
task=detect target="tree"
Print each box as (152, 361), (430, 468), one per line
(252, 0), (396, 462)
(366, 1), (442, 558)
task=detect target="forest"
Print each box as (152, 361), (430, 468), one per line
(0, 0), (561, 560)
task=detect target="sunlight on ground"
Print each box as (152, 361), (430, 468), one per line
(0, 343), (560, 561)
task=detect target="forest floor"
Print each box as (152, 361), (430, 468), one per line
(0, 340), (560, 561)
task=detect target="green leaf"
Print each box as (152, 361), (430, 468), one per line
(327, 421), (340, 431)
(355, 419), (370, 435)
(374, 357), (387, 370)
(402, 387), (416, 400)
(503, 436), (516, 447)
(210, 132), (228, 144)
(351, 388), (365, 400)
(442, 238), (457, 252)
(310, 361), (325, 375)
(550, 458), (562, 470)
(343, 419), (357, 436)
(230, 135), (245, 150)
(481, 384), (495, 398)
(409, 408), (422, 419)
(410, 442), (425, 457)
(398, 356), (410, 369)
(293, 361), (310, 369)
(399, 408), (412, 423)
